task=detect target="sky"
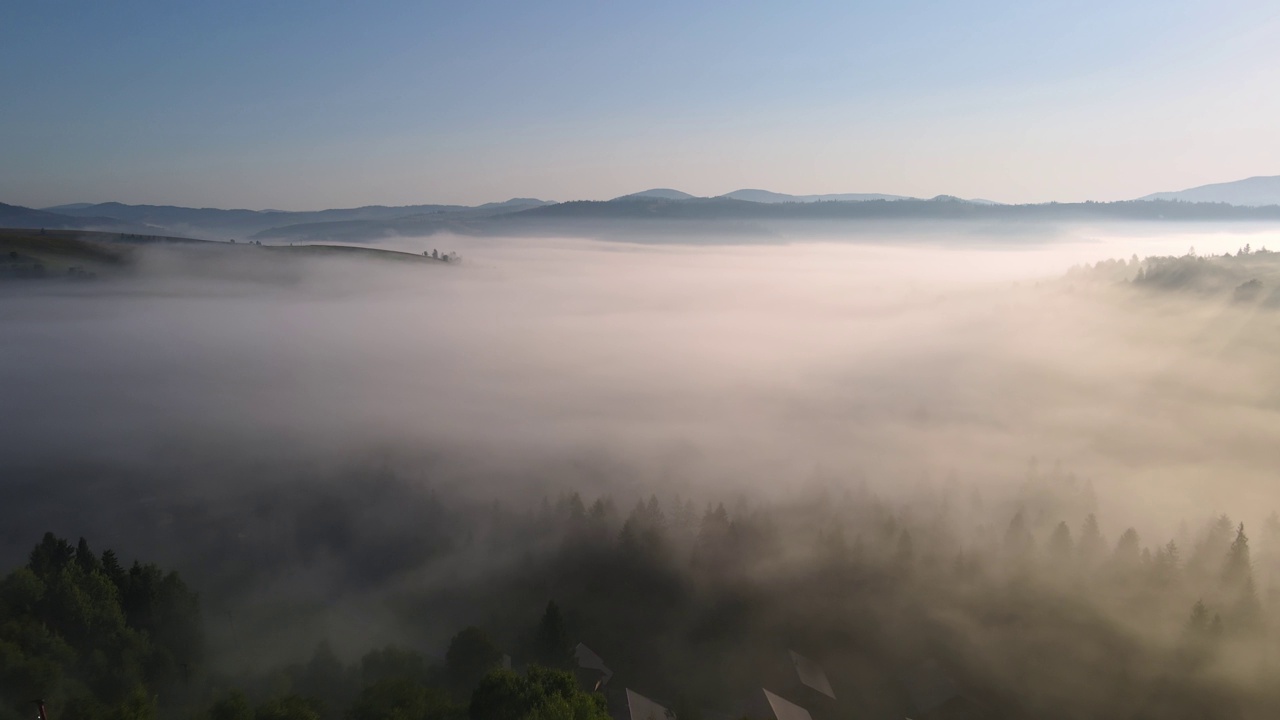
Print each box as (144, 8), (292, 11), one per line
(2, 1), (1278, 210)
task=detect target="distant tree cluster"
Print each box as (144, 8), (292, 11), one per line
(425, 250), (460, 263)
(1067, 246), (1280, 302)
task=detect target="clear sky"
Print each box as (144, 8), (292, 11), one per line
(2, 1), (1277, 210)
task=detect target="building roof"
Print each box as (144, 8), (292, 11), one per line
(788, 651), (835, 699)
(575, 642), (614, 685)
(761, 690), (814, 720)
(625, 689), (677, 720)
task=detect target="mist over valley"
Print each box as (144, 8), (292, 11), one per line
(5, 3), (1280, 718)
(5, 220), (1280, 719)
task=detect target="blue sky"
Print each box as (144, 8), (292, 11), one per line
(2, 1), (1277, 209)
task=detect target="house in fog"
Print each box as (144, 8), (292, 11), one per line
(574, 642), (614, 691)
(624, 689), (676, 720)
(752, 650), (839, 720)
(789, 651), (835, 700)
(742, 689), (813, 720)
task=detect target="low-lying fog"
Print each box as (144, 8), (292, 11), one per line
(5, 226), (1279, 526)
(9, 224), (1280, 718)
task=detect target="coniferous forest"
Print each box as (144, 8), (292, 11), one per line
(4, 459), (1280, 720)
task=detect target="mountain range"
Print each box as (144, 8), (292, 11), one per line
(616, 188), (929, 203)
(3, 175), (1278, 243)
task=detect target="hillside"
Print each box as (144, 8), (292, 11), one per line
(40, 198), (553, 238)
(612, 188), (698, 200)
(1139, 175), (1280, 206)
(720, 189), (910, 203)
(0, 202), (129, 231)
(251, 196), (1280, 244)
(0, 228), (447, 281)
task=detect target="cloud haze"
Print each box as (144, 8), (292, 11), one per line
(5, 227), (1280, 526)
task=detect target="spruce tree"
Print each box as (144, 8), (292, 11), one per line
(1078, 514), (1105, 568)
(530, 601), (573, 670)
(1222, 524), (1262, 632)
(1047, 521), (1074, 565)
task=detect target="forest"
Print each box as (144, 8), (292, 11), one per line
(3, 457), (1279, 720)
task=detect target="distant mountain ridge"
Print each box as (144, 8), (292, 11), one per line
(1139, 175), (1280, 207)
(0, 202), (131, 231)
(6, 175), (1280, 243)
(615, 187), (998, 204)
(39, 198), (554, 237)
(720, 189), (910, 203)
(612, 189), (697, 201)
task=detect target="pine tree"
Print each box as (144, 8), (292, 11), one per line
(1151, 540), (1180, 587)
(1188, 514), (1234, 584)
(1114, 528), (1141, 566)
(1222, 523), (1262, 632)
(1186, 600), (1209, 634)
(565, 493), (586, 524)
(1004, 511), (1034, 560)
(75, 538), (99, 575)
(1223, 523), (1253, 586)
(1078, 514), (1105, 568)
(1047, 521), (1074, 565)
(446, 627), (503, 698)
(693, 503), (732, 569)
(530, 601), (573, 670)
(101, 549), (127, 591)
(28, 532), (74, 576)
(209, 691), (252, 720)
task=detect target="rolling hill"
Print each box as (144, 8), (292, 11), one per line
(0, 202), (130, 231)
(719, 189), (910, 203)
(611, 189), (699, 201)
(1138, 175), (1280, 207)
(0, 228), (447, 281)
(40, 198), (553, 238)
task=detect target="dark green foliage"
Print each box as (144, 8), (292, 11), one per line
(256, 695), (322, 720)
(0, 534), (202, 720)
(346, 678), (457, 720)
(105, 686), (156, 720)
(361, 645), (429, 686)
(210, 690), (254, 720)
(10, 466), (1280, 720)
(528, 604), (573, 671)
(27, 533), (75, 577)
(74, 539), (99, 576)
(446, 628), (503, 699)
(289, 640), (356, 718)
(468, 667), (608, 720)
